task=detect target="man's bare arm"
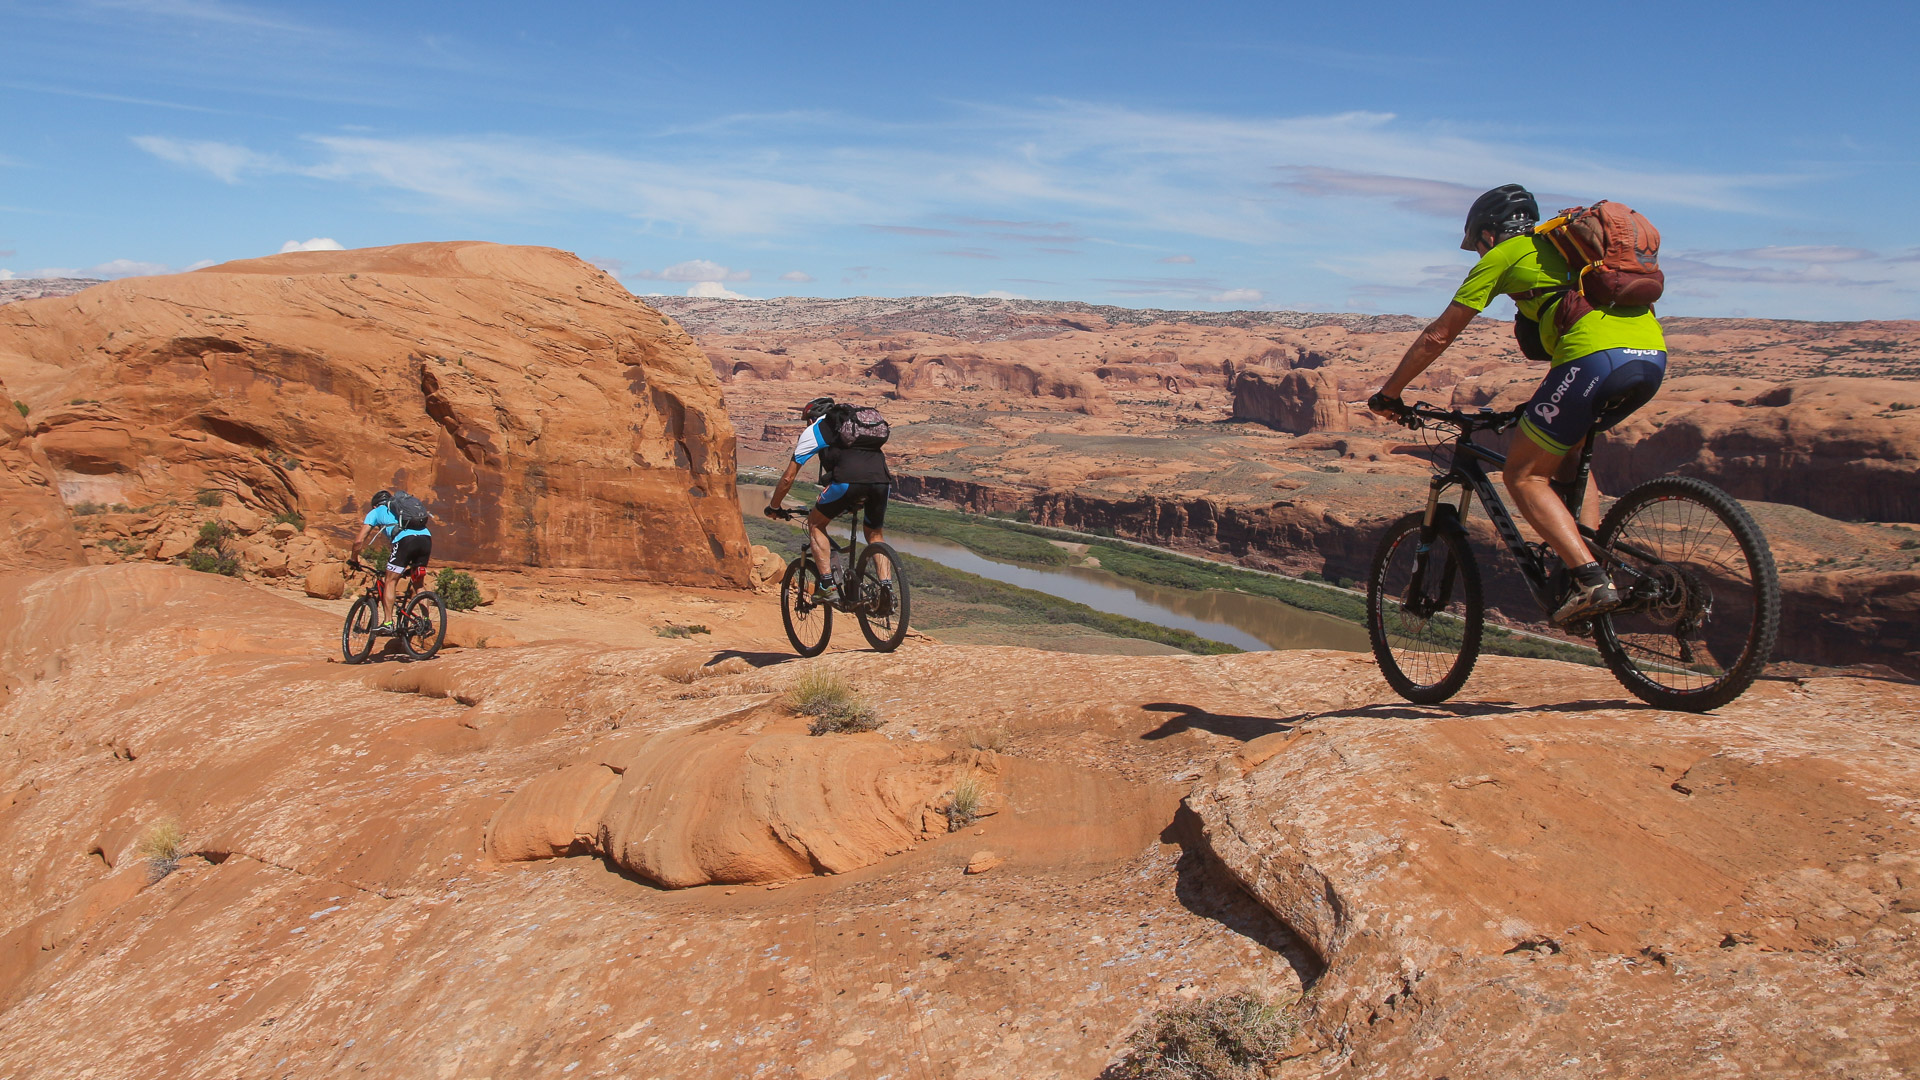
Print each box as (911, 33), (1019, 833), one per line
(765, 459), (802, 514)
(1374, 301), (1480, 404)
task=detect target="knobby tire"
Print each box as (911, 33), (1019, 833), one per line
(402, 590), (448, 661)
(1368, 509), (1484, 704)
(342, 594), (379, 664)
(853, 543), (911, 652)
(781, 558), (833, 657)
(1592, 476), (1779, 712)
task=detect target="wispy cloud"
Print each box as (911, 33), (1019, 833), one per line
(778, 270), (814, 282)
(632, 259), (751, 282)
(279, 237), (343, 253)
(31, 258), (173, 279)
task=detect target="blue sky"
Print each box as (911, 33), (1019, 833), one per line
(3, 0), (1917, 319)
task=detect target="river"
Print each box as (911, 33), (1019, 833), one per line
(738, 486), (1368, 654)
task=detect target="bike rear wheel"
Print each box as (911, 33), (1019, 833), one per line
(1368, 509), (1484, 704)
(780, 558), (833, 657)
(1592, 476), (1779, 712)
(401, 590), (448, 661)
(342, 595), (379, 664)
(853, 543), (911, 652)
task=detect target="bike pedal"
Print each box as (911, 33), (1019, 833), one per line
(1564, 618), (1593, 638)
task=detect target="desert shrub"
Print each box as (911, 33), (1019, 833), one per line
(789, 670), (882, 735)
(653, 623), (711, 639)
(272, 510), (306, 531)
(945, 775), (983, 830)
(136, 819), (186, 883)
(197, 520), (231, 546)
(195, 489), (225, 507)
(185, 549), (240, 576)
(1107, 992), (1298, 1080)
(71, 501), (104, 516)
(11, 401), (25, 418)
(435, 568), (482, 610)
(110, 503), (130, 513)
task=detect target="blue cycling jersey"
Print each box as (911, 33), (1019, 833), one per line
(364, 504), (430, 543)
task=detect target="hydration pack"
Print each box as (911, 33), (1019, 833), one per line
(824, 403), (890, 450)
(1533, 201), (1664, 333)
(389, 490), (430, 531)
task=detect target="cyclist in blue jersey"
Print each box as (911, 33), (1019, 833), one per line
(348, 489), (433, 633)
(765, 396), (892, 599)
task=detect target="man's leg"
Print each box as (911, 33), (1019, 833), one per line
(860, 488), (891, 582)
(806, 508), (835, 598)
(1504, 434), (1593, 569)
(380, 570), (403, 627)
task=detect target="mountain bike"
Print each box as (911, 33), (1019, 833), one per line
(341, 560), (448, 663)
(1367, 401), (1779, 712)
(767, 507), (911, 657)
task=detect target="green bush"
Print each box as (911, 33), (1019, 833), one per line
(195, 489), (225, 507)
(184, 549), (239, 576)
(272, 510), (306, 531)
(71, 501), (104, 516)
(434, 568), (482, 610)
(196, 520), (231, 546)
(1110, 992), (1298, 1080)
(11, 401), (25, 418)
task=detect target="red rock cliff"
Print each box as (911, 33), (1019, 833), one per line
(0, 242), (749, 586)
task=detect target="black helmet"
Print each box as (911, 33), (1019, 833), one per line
(801, 396), (835, 423)
(372, 489), (393, 508)
(1462, 184), (1540, 251)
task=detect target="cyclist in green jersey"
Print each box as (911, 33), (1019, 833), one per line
(1369, 184), (1668, 626)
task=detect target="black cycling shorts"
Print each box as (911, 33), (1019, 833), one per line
(815, 482), (888, 528)
(387, 533), (432, 575)
(1519, 347), (1667, 455)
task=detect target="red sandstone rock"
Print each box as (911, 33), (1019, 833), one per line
(0, 242), (749, 586)
(1232, 368), (1351, 434)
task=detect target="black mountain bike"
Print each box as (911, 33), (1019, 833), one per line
(768, 508), (911, 657)
(341, 561), (448, 663)
(1367, 401), (1779, 712)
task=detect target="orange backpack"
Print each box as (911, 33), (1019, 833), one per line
(1533, 201), (1664, 332)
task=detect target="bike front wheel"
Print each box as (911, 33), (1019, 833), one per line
(342, 595), (379, 664)
(1592, 476), (1779, 712)
(780, 558), (833, 657)
(401, 590), (448, 661)
(1367, 509), (1484, 704)
(853, 543), (911, 652)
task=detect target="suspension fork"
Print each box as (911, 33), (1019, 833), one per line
(1408, 475), (1467, 612)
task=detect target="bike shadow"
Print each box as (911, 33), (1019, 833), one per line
(704, 649), (797, 669)
(1140, 696), (1654, 742)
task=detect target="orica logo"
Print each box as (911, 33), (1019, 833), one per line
(1535, 366), (1579, 426)
(1536, 401), (1560, 424)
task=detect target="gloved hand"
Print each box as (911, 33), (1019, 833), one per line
(1367, 391), (1406, 418)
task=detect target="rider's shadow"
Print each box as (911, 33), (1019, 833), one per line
(1140, 696), (1654, 741)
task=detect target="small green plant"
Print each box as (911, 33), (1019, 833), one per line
(1889, 402), (1916, 412)
(184, 549), (240, 576)
(945, 775), (983, 831)
(1109, 992), (1299, 1080)
(110, 503), (130, 513)
(197, 520), (231, 546)
(272, 510), (306, 531)
(195, 489), (225, 507)
(653, 622), (711, 639)
(435, 568), (482, 610)
(788, 670), (882, 735)
(11, 401), (25, 418)
(136, 819), (187, 883)
(71, 501), (104, 516)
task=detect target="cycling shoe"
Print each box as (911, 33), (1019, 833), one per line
(1552, 580), (1620, 626)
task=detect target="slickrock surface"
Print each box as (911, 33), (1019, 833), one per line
(2, 563), (1916, 1077)
(0, 244), (748, 585)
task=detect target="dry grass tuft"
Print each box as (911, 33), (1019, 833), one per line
(136, 819), (187, 883)
(967, 725), (1011, 752)
(1106, 992), (1298, 1080)
(788, 670), (882, 735)
(945, 774), (984, 831)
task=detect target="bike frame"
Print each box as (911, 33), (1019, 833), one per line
(1412, 407), (1661, 621)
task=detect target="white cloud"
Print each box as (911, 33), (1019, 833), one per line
(634, 259), (750, 282)
(1159, 254), (1195, 264)
(185, 259), (218, 270)
(0, 269), (14, 280)
(779, 270), (815, 282)
(687, 281), (754, 300)
(132, 135), (278, 183)
(1207, 288), (1263, 304)
(279, 237), (344, 253)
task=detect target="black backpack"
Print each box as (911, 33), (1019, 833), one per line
(389, 490), (430, 531)
(824, 403), (890, 450)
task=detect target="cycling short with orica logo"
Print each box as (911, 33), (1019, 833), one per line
(387, 533), (432, 575)
(815, 482), (889, 528)
(1518, 347), (1667, 455)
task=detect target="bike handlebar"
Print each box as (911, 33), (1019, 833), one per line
(1377, 397), (1522, 434)
(764, 506), (800, 521)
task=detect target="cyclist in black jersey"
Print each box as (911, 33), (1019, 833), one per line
(764, 396), (892, 597)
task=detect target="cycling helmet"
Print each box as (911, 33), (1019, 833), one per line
(801, 396), (836, 423)
(1461, 184), (1540, 251)
(371, 490), (393, 508)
